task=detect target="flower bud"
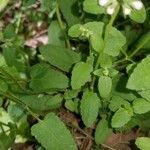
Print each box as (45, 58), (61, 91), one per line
(98, 0), (109, 6)
(107, 5), (115, 15)
(131, 0), (143, 10)
(123, 4), (131, 15)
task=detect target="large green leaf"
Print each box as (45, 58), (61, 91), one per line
(71, 62), (93, 90)
(80, 91), (101, 127)
(127, 56), (150, 91)
(95, 119), (112, 145)
(133, 98), (150, 114)
(135, 137), (150, 150)
(98, 76), (112, 99)
(111, 108), (133, 128)
(31, 113), (77, 150)
(18, 94), (63, 111)
(40, 44), (80, 72)
(29, 63), (69, 91)
(104, 26), (126, 56)
(83, 0), (104, 14)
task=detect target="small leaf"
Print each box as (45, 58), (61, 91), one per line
(68, 24), (82, 38)
(64, 89), (79, 100)
(83, 0), (104, 14)
(135, 137), (150, 150)
(80, 91), (101, 127)
(139, 90), (150, 101)
(31, 113), (77, 150)
(98, 76), (112, 99)
(104, 26), (126, 56)
(99, 53), (112, 68)
(40, 44), (80, 72)
(71, 62), (93, 90)
(65, 100), (76, 112)
(133, 98), (150, 114)
(95, 119), (112, 144)
(111, 108), (132, 128)
(129, 7), (146, 23)
(127, 56), (150, 91)
(109, 95), (130, 112)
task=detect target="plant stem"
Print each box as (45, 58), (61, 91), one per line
(56, 4), (71, 49)
(108, 5), (120, 27)
(90, 6), (120, 90)
(0, 91), (41, 122)
(114, 34), (150, 66)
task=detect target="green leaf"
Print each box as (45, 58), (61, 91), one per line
(98, 76), (112, 99)
(90, 34), (104, 52)
(18, 94), (63, 111)
(84, 22), (104, 37)
(129, 7), (146, 23)
(0, 79), (8, 92)
(83, 0), (104, 14)
(135, 32), (150, 50)
(8, 103), (26, 122)
(127, 56), (150, 91)
(48, 21), (65, 47)
(31, 113), (77, 150)
(112, 75), (137, 101)
(99, 53), (112, 68)
(111, 108), (132, 128)
(29, 63), (69, 91)
(95, 119), (112, 145)
(58, 0), (80, 26)
(41, 0), (56, 11)
(109, 95), (130, 112)
(64, 89), (79, 100)
(0, 132), (15, 150)
(40, 44), (80, 72)
(135, 137), (150, 150)
(71, 62), (93, 90)
(139, 90), (150, 101)
(80, 91), (101, 127)
(104, 26), (126, 56)
(65, 100), (76, 112)
(68, 24), (82, 38)
(133, 98), (150, 114)
(0, 0), (9, 12)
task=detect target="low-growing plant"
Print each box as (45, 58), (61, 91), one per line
(0, 0), (150, 149)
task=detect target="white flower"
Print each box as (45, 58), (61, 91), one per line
(123, 4), (131, 15)
(98, 0), (109, 6)
(131, 0), (143, 10)
(107, 5), (115, 15)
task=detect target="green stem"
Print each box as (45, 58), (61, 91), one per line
(0, 91), (41, 121)
(129, 38), (150, 58)
(114, 35), (150, 66)
(108, 5), (120, 26)
(90, 6), (120, 90)
(56, 4), (71, 49)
